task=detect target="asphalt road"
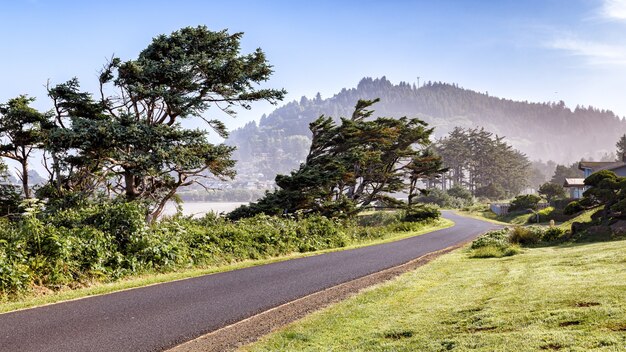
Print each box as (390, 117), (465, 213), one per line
(0, 211), (499, 352)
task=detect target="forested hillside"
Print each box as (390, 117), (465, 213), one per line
(227, 77), (625, 180)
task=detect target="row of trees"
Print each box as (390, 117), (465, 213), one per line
(432, 127), (530, 199)
(0, 26), (285, 220)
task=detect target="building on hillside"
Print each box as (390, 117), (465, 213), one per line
(579, 159), (626, 178)
(563, 178), (585, 199)
(564, 155), (626, 199)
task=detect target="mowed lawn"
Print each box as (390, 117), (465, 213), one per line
(243, 240), (626, 351)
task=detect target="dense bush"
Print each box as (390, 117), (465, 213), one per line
(543, 226), (566, 242)
(551, 198), (575, 210)
(509, 226), (545, 245)
(0, 201), (441, 298)
(564, 201), (584, 215)
(509, 194), (542, 212)
(415, 188), (471, 208)
(469, 224), (568, 259)
(470, 228), (510, 249)
(356, 211), (402, 227)
(469, 229), (520, 258)
(403, 204), (441, 222)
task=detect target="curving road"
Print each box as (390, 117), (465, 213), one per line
(0, 211), (498, 352)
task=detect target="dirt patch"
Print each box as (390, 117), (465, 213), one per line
(168, 244), (464, 352)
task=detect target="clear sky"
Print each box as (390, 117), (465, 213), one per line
(1, 0), (626, 131)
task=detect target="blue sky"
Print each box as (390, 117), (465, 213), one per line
(1, 0), (626, 131)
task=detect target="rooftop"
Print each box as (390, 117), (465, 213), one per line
(564, 178), (585, 187)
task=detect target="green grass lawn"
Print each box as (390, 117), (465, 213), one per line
(0, 218), (453, 314)
(461, 205), (603, 229)
(244, 240), (626, 351)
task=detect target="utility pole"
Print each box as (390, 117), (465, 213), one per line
(416, 76), (420, 88)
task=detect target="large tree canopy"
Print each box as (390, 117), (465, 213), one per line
(434, 127), (531, 199)
(43, 26), (285, 219)
(229, 99), (445, 219)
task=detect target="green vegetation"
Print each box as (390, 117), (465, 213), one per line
(508, 194), (542, 212)
(550, 162), (581, 185)
(228, 77), (625, 182)
(468, 228), (521, 258)
(244, 239), (626, 352)
(0, 27), (457, 310)
(558, 207), (602, 231)
(0, 201), (449, 304)
(39, 26), (285, 220)
(435, 127), (530, 199)
(538, 182), (567, 202)
(229, 99), (445, 219)
(414, 186), (473, 209)
(0, 214), (452, 313)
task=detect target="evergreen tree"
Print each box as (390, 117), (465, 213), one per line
(616, 134), (626, 161)
(0, 96), (50, 198)
(434, 127), (530, 198)
(43, 26), (285, 219)
(229, 99), (444, 219)
(550, 163), (581, 185)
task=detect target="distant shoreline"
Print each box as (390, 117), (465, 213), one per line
(163, 201), (249, 218)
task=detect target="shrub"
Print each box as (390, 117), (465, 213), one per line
(403, 204), (440, 222)
(0, 201), (441, 298)
(538, 182), (567, 202)
(509, 194), (542, 212)
(471, 229), (510, 249)
(86, 202), (148, 252)
(470, 244), (521, 258)
(357, 211), (402, 227)
(551, 198), (575, 210)
(564, 201), (584, 215)
(509, 226), (544, 245)
(543, 226), (566, 242)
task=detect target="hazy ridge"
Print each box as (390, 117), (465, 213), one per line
(227, 77), (625, 180)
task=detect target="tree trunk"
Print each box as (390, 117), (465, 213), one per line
(21, 159), (30, 199)
(124, 171), (138, 200)
(149, 187), (178, 223)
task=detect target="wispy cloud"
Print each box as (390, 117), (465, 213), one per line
(547, 36), (626, 66)
(601, 0), (626, 21)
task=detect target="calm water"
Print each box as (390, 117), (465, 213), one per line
(162, 202), (248, 218)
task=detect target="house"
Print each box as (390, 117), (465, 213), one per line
(564, 156), (626, 199)
(579, 160), (626, 178)
(563, 178), (585, 199)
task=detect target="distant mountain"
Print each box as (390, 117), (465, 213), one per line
(226, 77), (626, 180)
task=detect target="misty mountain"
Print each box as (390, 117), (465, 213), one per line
(226, 77), (626, 180)
(2, 169), (46, 186)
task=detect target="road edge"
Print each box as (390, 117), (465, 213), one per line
(168, 241), (471, 352)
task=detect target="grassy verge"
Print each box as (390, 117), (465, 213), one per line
(244, 240), (626, 351)
(0, 218), (453, 314)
